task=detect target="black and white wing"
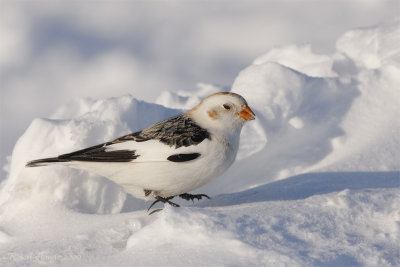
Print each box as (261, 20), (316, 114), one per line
(26, 114), (211, 167)
(112, 114), (211, 148)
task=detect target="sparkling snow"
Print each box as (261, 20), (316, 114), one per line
(1, 13), (399, 267)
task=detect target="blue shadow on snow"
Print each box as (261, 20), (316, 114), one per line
(202, 171), (400, 207)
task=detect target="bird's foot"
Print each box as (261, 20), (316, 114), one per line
(147, 196), (180, 214)
(147, 194), (210, 215)
(179, 193), (210, 203)
(148, 208), (163, 215)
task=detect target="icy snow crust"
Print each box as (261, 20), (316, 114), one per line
(1, 21), (399, 266)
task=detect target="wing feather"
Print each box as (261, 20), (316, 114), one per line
(57, 143), (138, 162)
(27, 113), (209, 166)
(111, 114), (211, 148)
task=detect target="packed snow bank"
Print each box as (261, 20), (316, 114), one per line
(1, 179), (398, 266)
(0, 20), (399, 266)
(312, 19), (400, 172)
(0, 96), (180, 213)
(224, 18), (400, 189)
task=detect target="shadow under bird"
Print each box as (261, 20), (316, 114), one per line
(26, 92), (255, 214)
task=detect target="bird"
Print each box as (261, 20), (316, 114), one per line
(26, 92), (255, 214)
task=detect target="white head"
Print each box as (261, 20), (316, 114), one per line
(188, 92), (255, 134)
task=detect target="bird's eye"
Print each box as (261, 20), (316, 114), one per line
(223, 104), (231, 110)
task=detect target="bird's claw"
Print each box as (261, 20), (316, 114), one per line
(148, 208), (163, 215)
(147, 193), (210, 215)
(179, 193), (210, 202)
(147, 196), (180, 214)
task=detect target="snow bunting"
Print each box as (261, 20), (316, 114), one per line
(26, 92), (255, 213)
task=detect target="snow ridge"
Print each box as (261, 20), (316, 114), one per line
(0, 20), (399, 266)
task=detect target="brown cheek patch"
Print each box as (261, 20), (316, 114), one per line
(207, 109), (220, 119)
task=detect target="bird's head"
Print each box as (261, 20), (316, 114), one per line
(188, 92), (255, 133)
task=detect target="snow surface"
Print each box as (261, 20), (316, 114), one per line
(1, 0), (398, 180)
(0, 20), (400, 266)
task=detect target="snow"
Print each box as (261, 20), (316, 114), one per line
(1, 18), (400, 266)
(1, 0), (398, 180)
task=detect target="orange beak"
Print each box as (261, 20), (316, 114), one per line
(239, 106), (256, 121)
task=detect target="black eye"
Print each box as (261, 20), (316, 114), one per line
(223, 104), (231, 110)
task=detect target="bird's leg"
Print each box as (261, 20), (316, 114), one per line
(179, 193), (210, 203)
(147, 196), (180, 214)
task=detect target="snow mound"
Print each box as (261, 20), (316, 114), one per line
(155, 82), (225, 110)
(0, 20), (399, 266)
(218, 18), (399, 192)
(336, 18), (400, 69)
(253, 44), (337, 77)
(0, 96), (180, 213)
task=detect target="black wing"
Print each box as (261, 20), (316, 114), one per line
(111, 114), (211, 149)
(57, 143), (138, 162)
(27, 114), (207, 167)
(167, 153), (201, 162)
(26, 143), (138, 167)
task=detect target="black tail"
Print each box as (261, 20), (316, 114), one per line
(26, 143), (138, 168)
(26, 157), (69, 167)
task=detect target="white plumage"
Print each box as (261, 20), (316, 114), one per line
(26, 92), (255, 211)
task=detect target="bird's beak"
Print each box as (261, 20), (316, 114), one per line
(239, 106), (256, 120)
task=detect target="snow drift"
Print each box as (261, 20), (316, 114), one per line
(0, 20), (399, 266)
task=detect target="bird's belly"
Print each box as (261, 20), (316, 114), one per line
(71, 144), (235, 199)
(122, 154), (232, 198)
